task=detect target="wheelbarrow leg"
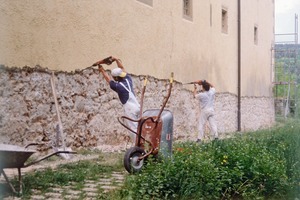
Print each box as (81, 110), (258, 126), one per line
(18, 168), (23, 194)
(1, 168), (18, 194)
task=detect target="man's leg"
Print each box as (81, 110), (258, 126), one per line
(197, 112), (206, 141)
(125, 113), (138, 142)
(124, 103), (140, 144)
(208, 115), (218, 139)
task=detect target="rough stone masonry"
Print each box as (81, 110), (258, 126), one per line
(0, 65), (275, 152)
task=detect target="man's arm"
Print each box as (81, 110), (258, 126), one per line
(98, 65), (111, 83)
(194, 80), (203, 85)
(197, 79), (214, 88)
(193, 84), (197, 98)
(206, 80), (214, 88)
(111, 56), (126, 72)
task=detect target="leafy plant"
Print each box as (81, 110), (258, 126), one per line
(119, 120), (300, 199)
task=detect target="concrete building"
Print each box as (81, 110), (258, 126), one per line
(0, 0), (275, 148)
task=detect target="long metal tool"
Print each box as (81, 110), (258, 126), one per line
(183, 82), (196, 85)
(50, 72), (65, 150)
(81, 56), (114, 72)
(156, 72), (174, 121)
(139, 76), (148, 117)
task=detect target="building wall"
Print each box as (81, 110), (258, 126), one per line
(0, 0), (274, 96)
(0, 0), (275, 149)
(240, 0), (275, 96)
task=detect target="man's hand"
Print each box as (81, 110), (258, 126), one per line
(110, 56), (116, 62)
(193, 84), (197, 98)
(195, 80), (202, 85)
(98, 64), (104, 71)
(92, 56), (113, 66)
(92, 61), (101, 66)
(103, 56), (113, 65)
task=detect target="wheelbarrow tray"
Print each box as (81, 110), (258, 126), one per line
(0, 144), (36, 169)
(142, 109), (173, 158)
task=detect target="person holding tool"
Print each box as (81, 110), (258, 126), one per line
(93, 56), (140, 143)
(193, 80), (218, 143)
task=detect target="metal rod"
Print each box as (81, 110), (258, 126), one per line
(0, 169), (17, 194)
(23, 151), (76, 168)
(237, 0), (241, 131)
(156, 72), (173, 121)
(139, 76), (148, 117)
(275, 33), (297, 36)
(295, 14), (298, 44)
(18, 168), (22, 194)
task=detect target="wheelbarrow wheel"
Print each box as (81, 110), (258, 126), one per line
(124, 146), (146, 173)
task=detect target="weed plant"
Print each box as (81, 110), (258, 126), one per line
(2, 122), (300, 199)
(119, 120), (300, 199)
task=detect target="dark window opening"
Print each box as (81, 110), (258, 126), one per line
(254, 25), (258, 45)
(222, 8), (228, 33)
(137, 0), (153, 7)
(183, 0), (193, 21)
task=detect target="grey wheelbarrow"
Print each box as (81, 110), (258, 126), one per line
(0, 143), (76, 194)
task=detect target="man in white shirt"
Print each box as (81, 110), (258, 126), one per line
(193, 80), (218, 143)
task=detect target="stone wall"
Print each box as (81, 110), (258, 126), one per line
(241, 97), (275, 131)
(0, 66), (275, 151)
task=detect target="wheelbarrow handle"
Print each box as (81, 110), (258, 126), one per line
(23, 151), (77, 168)
(156, 72), (173, 121)
(117, 116), (140, 134)
(25, 142), (49, 149)
(118, 115), (158, 135)
(139, 76), (148, 117)
(117, 116), (157, 149)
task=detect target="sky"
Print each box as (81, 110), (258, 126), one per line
(275, 0), (300, 43)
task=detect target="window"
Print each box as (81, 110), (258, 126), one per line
(137, 0), (153, 7)
(183, 0), (193, 21)
(222, 8), (228, 33)
(254, 25), (258, 45)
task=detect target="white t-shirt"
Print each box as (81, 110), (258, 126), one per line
(195, 87), (216, 110)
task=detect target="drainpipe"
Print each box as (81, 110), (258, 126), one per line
(237, 0), (241, 131)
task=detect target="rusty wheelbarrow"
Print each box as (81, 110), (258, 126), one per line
(118, 72), (174, 173)
(0, 143), (76, 194)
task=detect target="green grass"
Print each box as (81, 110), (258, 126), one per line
(0, 151), (124, 199)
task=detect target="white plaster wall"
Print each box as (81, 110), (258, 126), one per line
(240, 0), (275, 96)
(0, 0), (274, 96)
